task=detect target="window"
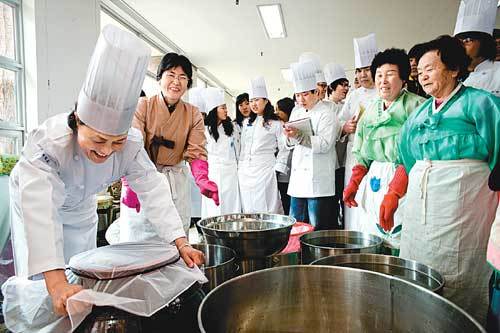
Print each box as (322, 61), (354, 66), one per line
(0, 0), (25, 155)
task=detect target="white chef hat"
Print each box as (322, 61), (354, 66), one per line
(188, 87), (206, 114)
(291, 61), (317, 93)
(299, 52), (326, 84)
(454, 0), (497, 36)
(249, 76), (268, 99)
(77, 25), (151, 135)
(323, 63), (347, 86)
(203, 87), (225, 113)
(353, 33), (378, 69)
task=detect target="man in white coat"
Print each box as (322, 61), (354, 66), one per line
(339, 33), (378, 231)
(454, 0), (499, 96)
(284, 61), (339, 230)
(4, 25), (204, 321)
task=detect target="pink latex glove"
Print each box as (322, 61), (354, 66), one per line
(190, 159), (219, 206)
(121, 177), (141, 212)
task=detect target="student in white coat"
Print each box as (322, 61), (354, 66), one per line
(4, 26), (204, 318)
(454, 0), (500, 96)
(201, 87), (241, 218)
(339, 33), (378, 231)
(284, 61), (339, 230)
(238, 77), (286, 214)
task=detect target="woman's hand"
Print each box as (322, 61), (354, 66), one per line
(44, 270), (83, 316)
(175, 237), (205, 268)
(342, 117), (358, 134)
(283, 125), (299, 138)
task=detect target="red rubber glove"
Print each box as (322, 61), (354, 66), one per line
(121, 177), (141, 213)
(190, 159), (219, 206)
(379, 165), (408, 232)
(343, 165), (368, 208)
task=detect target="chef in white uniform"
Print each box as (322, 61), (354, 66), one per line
(339, 33), (378, 231)
(284, 61), (339, 230)
(5, 25), (203, 317)
(454, 0), (499, 97)
(238, 77), (286, 214)
(201, 87), (241, 218)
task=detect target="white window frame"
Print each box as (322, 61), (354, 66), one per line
(0, 0), (25, 155)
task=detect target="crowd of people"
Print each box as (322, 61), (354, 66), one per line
(3, 0), (500, 332)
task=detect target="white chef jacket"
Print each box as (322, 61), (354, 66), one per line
(463, 60), (500, 97)
(9, 113), (185, 278)
(286, 100), (338, 198)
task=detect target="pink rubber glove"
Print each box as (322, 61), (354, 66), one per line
(190, 159), (219, 206)
(121, 177), (141, 213)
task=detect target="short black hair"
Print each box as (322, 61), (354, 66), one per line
(370, 48), (410, 82)
(140, 90), (146, 97)
(327, 78), (349, 96)
(408, 43), (424, 59)
(276, 97), (295, 118)
(417, 35), (470, 81)
(235, 92), (249, 127)
(156, 52), (193, 88)
(456, 31), (496, 61)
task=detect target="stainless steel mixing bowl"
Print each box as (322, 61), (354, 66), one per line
(311, 253), (444, 293)
(300, 230), (383, 264)
(198, 266), (485, 333)
(197, 213), (295, 258)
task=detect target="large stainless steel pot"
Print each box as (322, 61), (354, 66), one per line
(198, 266), (485, 333)
(191, 243), (237, 292)
(197, 213), (295, 258)
(300, 230), (383, 264)
(311, 253), (444, 293)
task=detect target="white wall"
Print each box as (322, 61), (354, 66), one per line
(23, 0), (100, 130)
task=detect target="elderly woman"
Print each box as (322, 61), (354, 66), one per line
(343, 48), (424, 254)
(396, 35), (500, 323)
(120, 53), (219, 241)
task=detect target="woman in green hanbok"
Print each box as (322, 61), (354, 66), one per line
(343, 48), (424, 254)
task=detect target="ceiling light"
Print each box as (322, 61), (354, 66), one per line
(257, 4), (287, 39)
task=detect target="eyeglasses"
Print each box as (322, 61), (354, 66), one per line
(165, 72), (189, 83)
(460, 37), (475, 44)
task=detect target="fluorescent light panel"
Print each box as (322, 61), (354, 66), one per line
(257, 4), (286, 39)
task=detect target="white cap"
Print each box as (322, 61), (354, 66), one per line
(291, 61), (317, 93)
(203, 87), (225, 113)
(249, 76), (268, 99)
(353, 33), (378, 69)
(188, 87), (206, 114)
(299, 52), (326, 84)
(323, 63), (347, 86)
(77, 25), (151, 135)
(454, 0), (497, 36)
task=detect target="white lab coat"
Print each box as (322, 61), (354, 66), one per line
(338, 87), (377, 231)
(463, 60), (500, 97)
(286, 100), (338, 198)
(330, 100), (346, 169)
(8, 113), (185, 278)
(238, 116), (285, 214)
(201, 124), (241, 218)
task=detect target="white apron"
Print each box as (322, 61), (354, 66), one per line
(344, 141), (361, 231)
(399, 159), (496, 324)
(238, 154), (283, 214)
(120, 162), (191, 241)
(201, 158), (241, 218)
(356, 161), (402, 249)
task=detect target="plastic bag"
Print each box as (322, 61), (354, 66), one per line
(2, 260), (208, 332)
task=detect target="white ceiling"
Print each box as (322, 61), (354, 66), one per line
(124, 0), (500, 103)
